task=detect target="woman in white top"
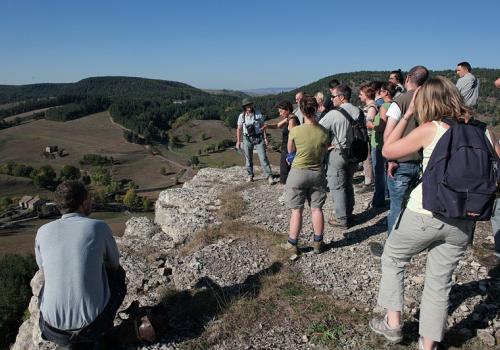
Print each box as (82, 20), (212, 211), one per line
(369, 76), (500, 350)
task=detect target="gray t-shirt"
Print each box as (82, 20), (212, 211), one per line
(456, 73), (479, 107)
(319, 102), (362, 149)
(35, 213), (120, 330)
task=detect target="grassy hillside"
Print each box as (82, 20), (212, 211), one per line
(0, 111), (181, 190)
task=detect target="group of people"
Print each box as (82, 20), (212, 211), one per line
(234, 63), (498, 350)
(35, 64), (497, 350)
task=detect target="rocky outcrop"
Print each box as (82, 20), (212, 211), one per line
(12, 166), (500, 349)
(154, 167), (248, 244)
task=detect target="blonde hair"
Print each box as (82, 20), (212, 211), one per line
(415, 76), (472, 123)
(314, 92), (324, 104)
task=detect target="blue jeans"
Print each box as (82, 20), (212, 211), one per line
(387, 162), (420, 235)
(243, 138), (272, 178)
(371, 147), (386, 208)
(326, 149), (356, 224)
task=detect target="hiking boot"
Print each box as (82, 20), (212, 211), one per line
(280, 242), (299, 261)
(247, 175), (253, 182)
(369, 314), (403, 343)
(418, 337), (437, 350)
(328, 219), (349, 229)
(369, 242), (385, 258)
(313, 240), (325, 254)
(267, 176), (275, 185)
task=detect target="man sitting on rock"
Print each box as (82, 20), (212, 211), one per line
(36, 181), (126, 348)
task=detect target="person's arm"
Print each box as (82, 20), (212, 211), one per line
(261, 118), (288, 131)
(101, 222), (120, 270)
(287, 129), (296, 154)
(383, 102), (402, 141)
(366, 106), (377, 129)
(287, 138), (295, 154)
(35, 237), (43, 271)
(456, 77), (466, 94)
(384, 118), (398, 141)
(236, 125), (242, 149)
(383, 121), (435, 160)
(263, 129), (269, 146)
(383, 88), (436, 160)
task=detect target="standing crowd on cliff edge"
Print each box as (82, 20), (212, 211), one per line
(33, 63), (499, 350)
(235, 62), (499, 350)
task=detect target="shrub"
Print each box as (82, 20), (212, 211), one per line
(59, 165), (81, 180)
(0, 254), (37, 349)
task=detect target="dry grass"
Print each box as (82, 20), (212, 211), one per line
(180, 184), (284, 258)
(218, 191), (245, 220)
(171, 184), (374, 349)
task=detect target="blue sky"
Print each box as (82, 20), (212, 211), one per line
(1, 0), (499, 89)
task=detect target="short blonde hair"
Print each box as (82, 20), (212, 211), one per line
(415, 76), (472, 124)
(314, 92), (324, 104)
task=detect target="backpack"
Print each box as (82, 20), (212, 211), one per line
(335, 107), (369, 163)
(422, 118), (499, 221)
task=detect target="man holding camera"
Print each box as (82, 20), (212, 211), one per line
(236, 98), (274, 184)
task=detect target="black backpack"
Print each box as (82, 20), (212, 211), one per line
(422, 118), (499, 221)
(336, 107), (369, 163)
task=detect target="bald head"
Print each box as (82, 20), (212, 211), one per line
(495, 78), (500, 89)
(406, 65), (429, 89)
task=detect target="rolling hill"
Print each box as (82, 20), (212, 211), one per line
(0, 76), (211, 103)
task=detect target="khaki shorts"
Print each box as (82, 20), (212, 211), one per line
(285, 168), (327, 209)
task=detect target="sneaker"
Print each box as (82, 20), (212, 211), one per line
(369, 242), (384, 257)
(369, 314), (403, 343)
(247, 175), (253, 182)
(267, 176), (275, 185)
(313, 240), (325, 254)
(280, 242), (299, 261)
(418, 337), (437, 350)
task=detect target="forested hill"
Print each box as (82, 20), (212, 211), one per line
(0, 76), (209, 103)
(1, 70), (498, 144)
(0, 77), (241, 142)
(253, 69), (500, 119)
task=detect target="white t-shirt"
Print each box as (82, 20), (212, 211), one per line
(386, 102), (402, 122)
